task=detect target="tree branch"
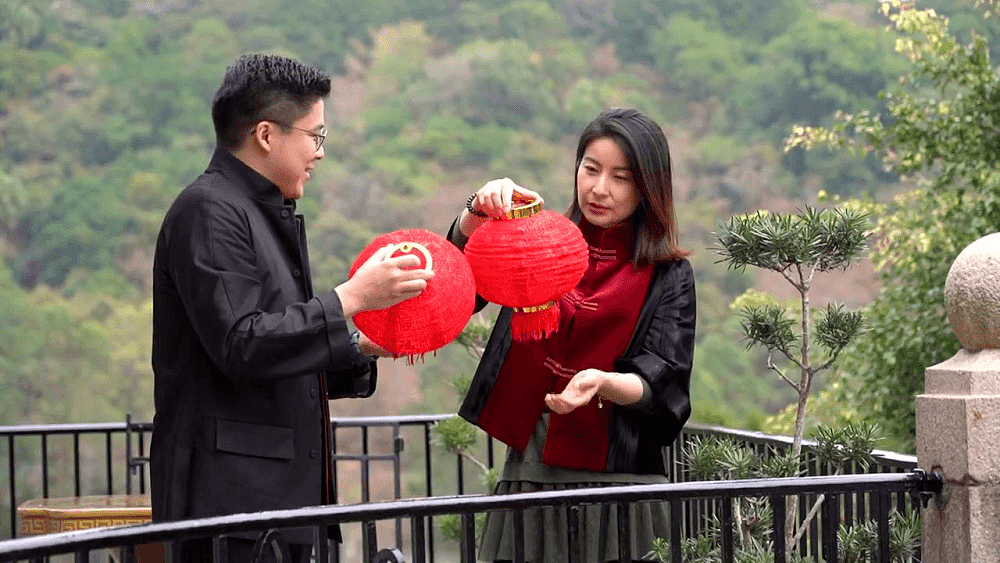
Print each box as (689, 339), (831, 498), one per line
(773, 344), (806, 374)
(778, 267), (803, 292)
(767, 355), (800, 392)
(814, 348), (844, 373)
(792, 467), (843, 545)
(454, 448), (490, 474)
(733, 498), (746, 548)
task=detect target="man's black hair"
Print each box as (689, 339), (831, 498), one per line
(211, 54), (332, 149)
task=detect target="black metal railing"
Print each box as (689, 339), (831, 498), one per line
(0, 418), (154, 540)
(0, 415), (923, 559)
(0, 470), (943, 563)
(665, 423), (919, 561)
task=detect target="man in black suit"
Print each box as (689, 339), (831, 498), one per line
(150, 53), (433, 562)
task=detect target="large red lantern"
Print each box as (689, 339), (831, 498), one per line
(349, 229), (476, 360)
(464, 197), (588, 341)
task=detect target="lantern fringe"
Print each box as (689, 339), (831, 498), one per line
(510, 306), (561, 341)
(394, 350), (437, 365)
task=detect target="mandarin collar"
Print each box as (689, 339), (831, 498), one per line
(580, 219), (635, 254)
(208, 147), (296, 210)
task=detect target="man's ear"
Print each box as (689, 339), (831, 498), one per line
(250, 121), (274, 154)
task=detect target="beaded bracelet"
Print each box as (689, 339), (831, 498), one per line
(466, 193), (489, 217)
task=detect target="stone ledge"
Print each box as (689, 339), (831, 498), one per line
(924, 349), (1000, 395)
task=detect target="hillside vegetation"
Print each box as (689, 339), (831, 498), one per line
(1, 0), (989, 429)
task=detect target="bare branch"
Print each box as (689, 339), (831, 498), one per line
(455, 448), (490, 474)
(767, 355), (800, 392)
(773, 343), (806, 374)
(777, 267), (802, 292)
(792, 468), (842, 544)
(814, 350), (843, 373)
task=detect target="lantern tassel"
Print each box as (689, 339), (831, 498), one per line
(398, 350), (437, 366)
(510, 306), (561, 341)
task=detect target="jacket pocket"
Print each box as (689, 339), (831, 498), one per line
(215, 418), (294, 460)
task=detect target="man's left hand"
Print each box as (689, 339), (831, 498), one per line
(359, 332), (393, 358)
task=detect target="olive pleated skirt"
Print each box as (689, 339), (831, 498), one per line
(477, 414), (669, 563)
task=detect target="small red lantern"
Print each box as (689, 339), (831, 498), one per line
(349, 229), (476, 360)
(464, 197), (588, 341)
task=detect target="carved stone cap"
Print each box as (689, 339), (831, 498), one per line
(946, 233), (1000, 352)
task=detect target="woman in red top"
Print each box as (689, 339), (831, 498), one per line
(448, 108), (696, 562)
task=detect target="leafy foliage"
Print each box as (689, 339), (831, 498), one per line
(715, 205), (869, 550)
(662, 422), (916, 563)
(810, 422), (879, 470)
(430, 317), (502, 546)
(784, 0), (1000, 449)
(683, 435), (800, 481)
(838, 510), (920, 563)
(717, 208), (868, 386)
(437, 512), (488, 547)
(17, 175), (134, 288)
(433, 415), (480, 454)
(716, 207), (868, 274)
(0, 0), (945, 440)
(740, 304), (797, 355)
(814, 304), (865, 354)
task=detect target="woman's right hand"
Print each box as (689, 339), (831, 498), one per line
(469, 178), (542, 219)
(459, 178), (543, 238)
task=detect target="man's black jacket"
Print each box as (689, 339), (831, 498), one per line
(151, 148), (375, 543)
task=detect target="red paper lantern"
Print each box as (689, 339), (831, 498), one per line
(464, 204), (588, 341)
(349, 229), (476, 360)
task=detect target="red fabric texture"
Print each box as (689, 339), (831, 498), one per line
(464, 210), (588, 340)
(475, 338), (553, 452)
(475, 220), (655, 471)
(350, 229), (475, 358)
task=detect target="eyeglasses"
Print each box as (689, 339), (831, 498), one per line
(261, 120), (327, 151)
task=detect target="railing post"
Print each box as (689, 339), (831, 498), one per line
(410, 513), (426, 563)
(720, 498), (734, 563)
(875, 490), (890, 563)
(916, 233), (1000, 562)
(770, 494), (786, 563)
(125, 413), (133, 495)
(8, 435), (16, 540)
(314, 525), (329, 563)
(821, 493), (838, 563)
(363, 520), (377, 563)
(669, 499), (682, 563)
(212, 535), (228, 562)
(460, 512), (475, 563)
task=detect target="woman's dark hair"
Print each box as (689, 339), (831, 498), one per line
(211, 54), (332, 150)
(567, 108), (688, 265)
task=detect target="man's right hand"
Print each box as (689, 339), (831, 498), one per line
(335, 244), (435, 318)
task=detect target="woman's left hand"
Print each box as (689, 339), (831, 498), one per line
(358, 332), (393, 358)
(545, 369), (606, 414)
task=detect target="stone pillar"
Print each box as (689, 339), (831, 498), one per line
(916, 233), (1000, 562)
